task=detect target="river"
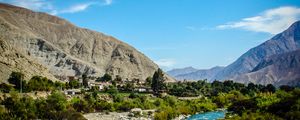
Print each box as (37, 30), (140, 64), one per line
(186, 110), (227, 120)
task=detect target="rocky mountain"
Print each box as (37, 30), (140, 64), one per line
(169, 66), (224, 81)
(168, 21), (300, 85)
(0, 3), (174, 82)
(233, 49), (300, 86)
(213, 21), (300, 80)
(167, 67), (198, 77)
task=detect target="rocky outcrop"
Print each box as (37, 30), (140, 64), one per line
(0, 3), (174, 82)
(0, 36), (57, 81)
(168, 21), (300, 86)
(213, 21), (300, 80)
(233, 49), (300, 86)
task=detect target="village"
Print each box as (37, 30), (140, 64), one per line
(63, 74), (153, 96)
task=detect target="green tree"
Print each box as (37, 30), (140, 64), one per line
(124, 82), (135, 91)
(151, 68), (166, 94)
(26, 76), (55, 92)
(263, 84), (276, 93)
(8, 72), (26, 92)
(46, 91), (67, 111)
(95, 74), (112, 82)
(69, 80), (80, 89)
(0, 83), (13, 93)
(82, 74), (89, 88)
(114, 75), (122, 83)
(145, 77), (152, 87)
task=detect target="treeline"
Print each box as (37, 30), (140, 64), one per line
(0, 70), (299, 120)
(0, 90), (218, 120)
(0, 72), (86, 93)
(226, 87), (300, 120)
(0, 91), (86, 120)
(166, 80), (300, 120)
(167, 80), (276, 97)
(0, 72), (63, 93)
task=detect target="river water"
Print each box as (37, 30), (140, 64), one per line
(186, 110), (226, 120)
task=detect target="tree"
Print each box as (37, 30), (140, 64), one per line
(26, 76), (55, 92)
(8, 72), (26, 92)
(263, 84), (276, 93)
(0, 83), (13, 93)
(114, 75), (122, 83)
(145, 77), (152, 87)
(82, 74), (89, 88)
(124, 82), (135, 91)
(69, 80), (80, 89)
(279, 85), (294, 92)
(46, 91), (67, 111)
(95, 74), (112, 82)
(151, 68), (166, 94)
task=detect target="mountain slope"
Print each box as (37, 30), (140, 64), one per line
(233, 49), (300, 86)
(167, 67), (198, 77)
(0, 3), (174, 82)
(172, 66), (224, 81)
(214, 21), (300, 80)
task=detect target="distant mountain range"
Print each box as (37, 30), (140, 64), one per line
(168, 66), (224, 81)
(167, 67), (199, 77)
(168, 21), (300, 86)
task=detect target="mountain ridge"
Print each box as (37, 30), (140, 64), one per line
(169, 66), (224, 81)
(0, 3), (175, 82)
(213, 21), (300, 80)
(232, 49), (300, 86)
(169, 21), (300, 85)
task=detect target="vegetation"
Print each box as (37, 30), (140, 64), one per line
(82, 74), (89, 88)
(0, 91), (86, 120)
(96, 73), (112, 82)
(227, 89), (300, 120)
(0, 71), (299, 120)
(8, 72), (26, 92)
(151, 68), (166, 94)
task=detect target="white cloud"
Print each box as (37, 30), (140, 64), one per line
(217, 6), (300, 34)
(0, 0), (110, 15)
(155, 59), (176, 68)
(2, 0), (53, 11)
(52, 3), (95, 15)
(185, 26), (196, 31)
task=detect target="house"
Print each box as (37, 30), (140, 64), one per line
(135, 87), (152, 93)
(64, 89), (81, 95)
(88, 81), (111, 91)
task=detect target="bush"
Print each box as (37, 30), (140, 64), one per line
(0, 83), (13, 93)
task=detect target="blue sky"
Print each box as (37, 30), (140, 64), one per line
(2, 0), (300, 70)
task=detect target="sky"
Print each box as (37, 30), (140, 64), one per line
(1, 0), (300, 70)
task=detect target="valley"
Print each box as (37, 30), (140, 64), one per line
(0, 2), (299, 120)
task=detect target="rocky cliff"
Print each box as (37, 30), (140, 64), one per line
(213, 21), (300, 80)
(233, 49), (300, 86)
(0, 3), (174, 82)
(168, 21), (300, 86)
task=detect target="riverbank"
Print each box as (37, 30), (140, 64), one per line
(84, 112), (190, 120)
(83, 109), (156, 120)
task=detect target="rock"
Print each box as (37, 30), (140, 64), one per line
(0, 3), (175, 82)
(213, 21), (300, 81)
(233, 49), (300, 86)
